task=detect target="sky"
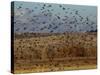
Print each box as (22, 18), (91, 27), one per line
(12, 1), (97, 33)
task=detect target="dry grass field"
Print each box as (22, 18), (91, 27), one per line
(13, 32), (97, 74)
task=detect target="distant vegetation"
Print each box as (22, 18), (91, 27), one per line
(14, 32), (97, 61)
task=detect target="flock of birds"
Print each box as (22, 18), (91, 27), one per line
(13, 2), (97, 33)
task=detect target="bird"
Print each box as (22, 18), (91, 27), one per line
(53, 26), (58, 29)
(23, 27), (27, 30)
(86, 17), (89, 21)
(59, 5), (62, 8)
(43, 4), (46, 7)
(16, 28), (20, 31)
(18, 6), (22, 9)
(42, 21), (46, 24)
(50, 30), (53, 33)
(57, 16), (60, 19)
(75, 10), (78, 15)
(62, 7), (66, 10)
(48, 5), (52, 7)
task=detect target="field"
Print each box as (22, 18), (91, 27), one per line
(13, 32), (97, 74)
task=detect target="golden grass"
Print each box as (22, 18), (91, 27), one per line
(14, 59), (97, 74)
(13, 32), (97, 73)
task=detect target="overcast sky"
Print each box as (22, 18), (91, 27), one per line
(13, 1), (97, 33)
